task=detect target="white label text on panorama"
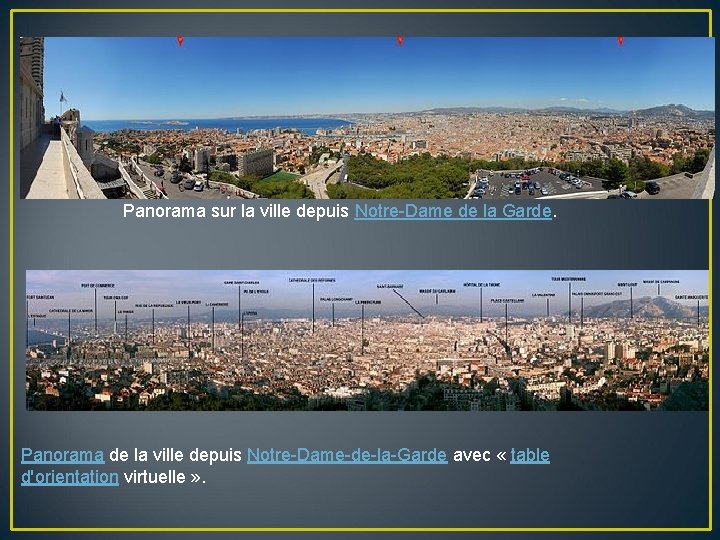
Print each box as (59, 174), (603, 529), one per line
(124, 204), (206, 218)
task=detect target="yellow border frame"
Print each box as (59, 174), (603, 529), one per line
(8, 7), (714, 533)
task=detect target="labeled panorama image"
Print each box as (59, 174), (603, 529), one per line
(26, 270), (708, 411)
(20, 37), (714, 200)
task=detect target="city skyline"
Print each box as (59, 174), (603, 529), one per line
(27, 269), (709, 412)
(42, 37), (715, 120)
(26, 269), (708, 320)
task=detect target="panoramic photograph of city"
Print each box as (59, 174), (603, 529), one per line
(20, 37), (715, 200)
(26, 270), (709, 411)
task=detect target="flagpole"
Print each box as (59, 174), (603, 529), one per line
(59, 89), (68, 117)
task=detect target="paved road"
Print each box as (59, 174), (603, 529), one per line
(135, 161), (236, 200)
(636, 173), (701, 199)
(338, 153), (349, 183)
(300, 159), (343, 199)
(465, 169), (499, 199)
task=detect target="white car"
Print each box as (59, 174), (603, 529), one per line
(193, 180), (204, 192)
(540, 187), (549, 195)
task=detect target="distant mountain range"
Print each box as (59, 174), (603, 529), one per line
(581, 296), (707, 319)
(127, 296), (708, 322)
(125, 105), (713, 123)
(632, 103), (714, 119)
(420, 104), (714, 118)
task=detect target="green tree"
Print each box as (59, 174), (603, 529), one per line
(178, 156), (192, 173)
(602, 159), (628, 189)
(670, 152), (687, 174)
(628, 156), (669, 183)
(578, 159), (605, 178)
(209, 170), (238, 185)
(146, 152), (163, 165)
(345, 153), (470, 197)
(689, 148), (710, 173)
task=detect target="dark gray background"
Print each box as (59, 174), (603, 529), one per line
(12, 200), (711, 270)
(2, 0), (715, 537)
(12, 413), (710, 529)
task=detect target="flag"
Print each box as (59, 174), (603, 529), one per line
(60, 91), (67, 103)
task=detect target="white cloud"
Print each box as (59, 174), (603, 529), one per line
(575, 98), (589, 103)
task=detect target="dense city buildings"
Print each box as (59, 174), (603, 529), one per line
(86, 107), (714, 201)
(26, 268), (709, 412)
(20, 36), (715, 199)
(26, 314), (709, 412)
(93, 109), (715, 172)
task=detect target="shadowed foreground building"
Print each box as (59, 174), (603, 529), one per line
(238, 148), (274, 177)
(19, 37), (44, 151)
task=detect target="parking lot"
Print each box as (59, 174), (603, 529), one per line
(469, 168), (606, 200)
(635, 173), (703, 199)
(135, 162), (238, 200)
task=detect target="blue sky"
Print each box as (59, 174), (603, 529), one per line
(42, 37), (715, 120)
(27, 270), (708, 320)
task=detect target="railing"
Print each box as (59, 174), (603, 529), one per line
(118, 162), (148, 200)
(60, 128), (106, 199)
(128, 158), (168, 199)
(207, 180), (259, 199)
(692, 145), (715, 199)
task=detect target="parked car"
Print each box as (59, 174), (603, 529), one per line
(645, 181), (661, 195)
(620, 191), (637, 199)
(193, 180), (204, 192)
(183, 178), (196, 190)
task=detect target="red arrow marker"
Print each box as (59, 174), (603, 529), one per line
(617, 36), (624, 47)
(177, 36), (184, 47)
(397, 35), (404, 46)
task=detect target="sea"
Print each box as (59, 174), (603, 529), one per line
(83, 117), (352, 135)
(27, 329), (62, 346)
